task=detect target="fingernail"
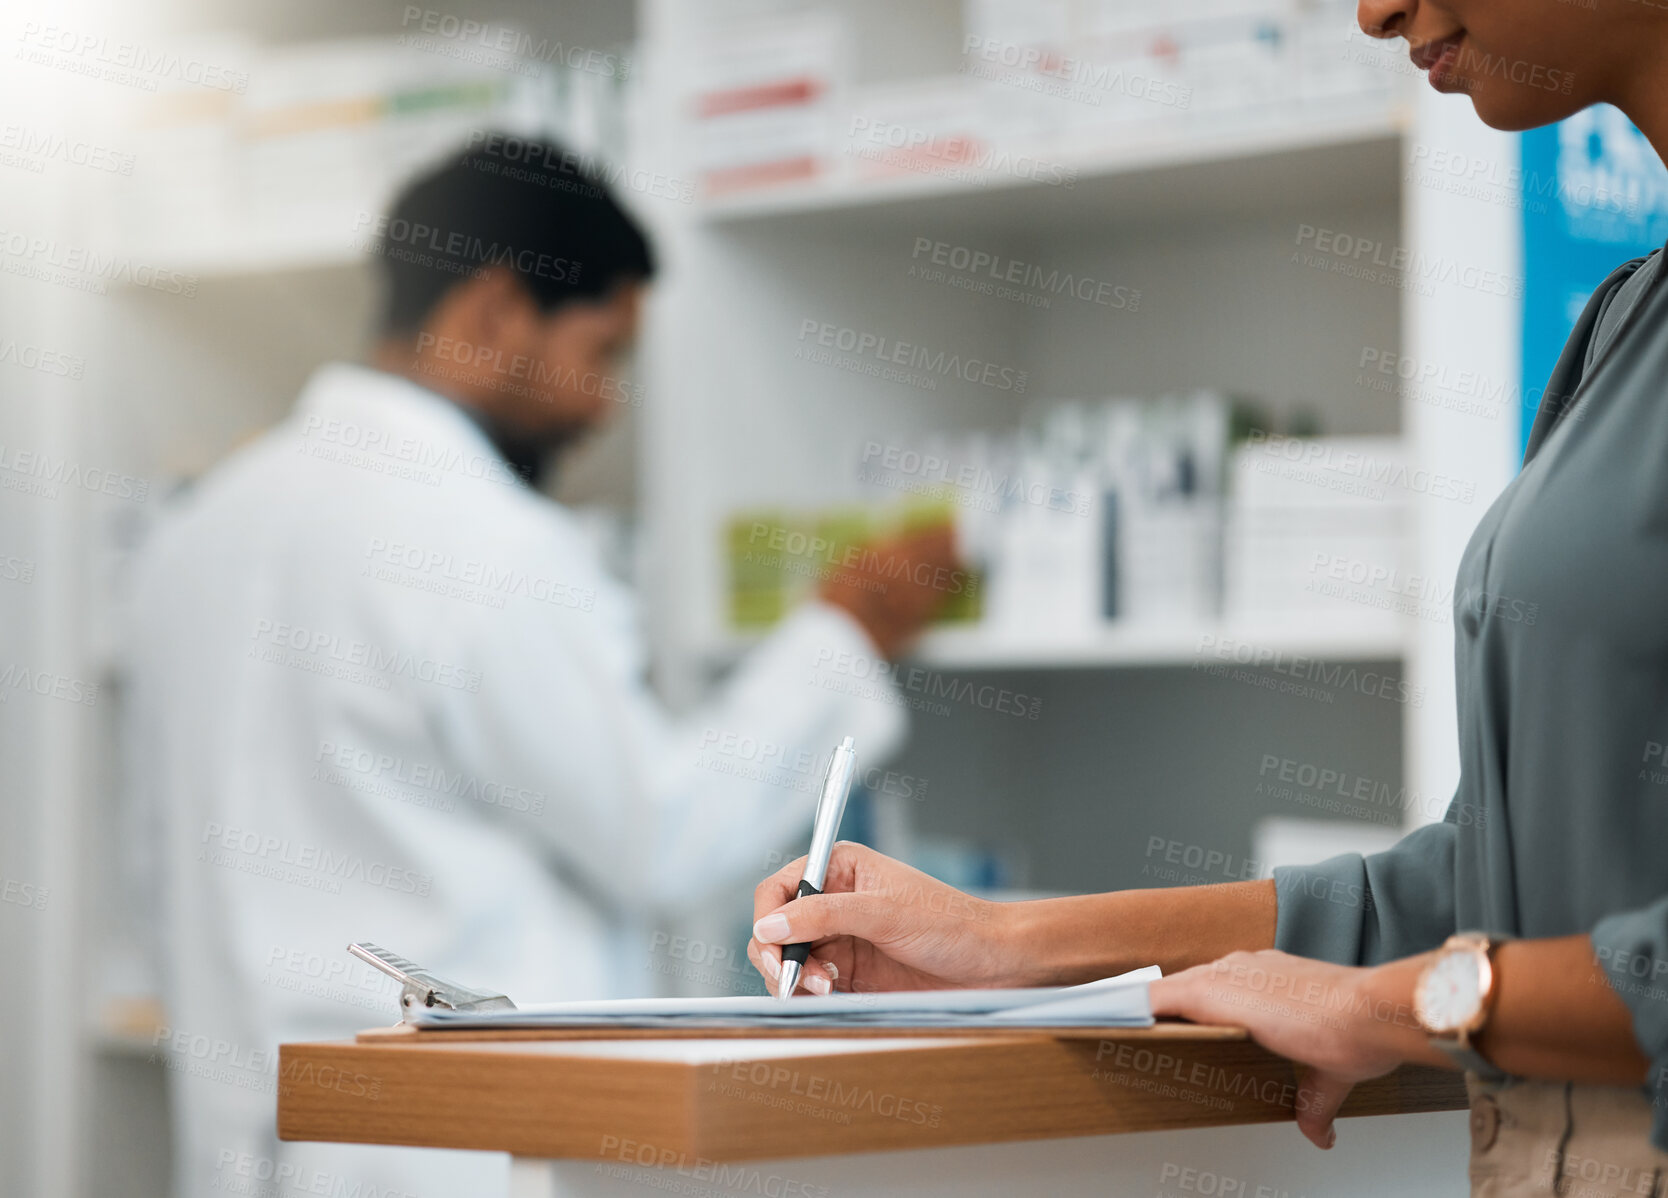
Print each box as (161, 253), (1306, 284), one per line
(753, 914), (790, 943)
(806, 973), (832, 996)
(1324, 1127), (1336, 1150)
(761, 952), (780, 980)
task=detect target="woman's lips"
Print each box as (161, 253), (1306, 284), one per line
(1410, 34), (1465, 91)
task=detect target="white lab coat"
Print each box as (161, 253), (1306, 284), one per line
(123, 363), (906, 1198)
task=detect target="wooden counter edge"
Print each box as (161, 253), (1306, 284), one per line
(279, 1030), (1467, 1162)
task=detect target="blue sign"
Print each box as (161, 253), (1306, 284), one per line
(1520, 107), (1668, 456)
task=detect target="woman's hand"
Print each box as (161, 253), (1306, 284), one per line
(1150, 949), (1426, 1150)
(747, 841), (1023, 995)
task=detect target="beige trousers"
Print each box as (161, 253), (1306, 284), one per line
(1467, 1073), (1668, 1197)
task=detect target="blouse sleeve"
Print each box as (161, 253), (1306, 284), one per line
(1591, 901), (1668, 1150)
(1271, 812), (1459, 967)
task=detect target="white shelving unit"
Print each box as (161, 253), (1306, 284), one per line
(630, 0), (1521, 894)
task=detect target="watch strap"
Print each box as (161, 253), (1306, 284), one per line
(1430, 1034), (1508, 1082)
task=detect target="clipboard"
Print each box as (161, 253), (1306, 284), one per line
(346, 942), (1159, 1038)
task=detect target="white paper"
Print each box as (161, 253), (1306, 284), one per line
(413, 965), (1159, 1029)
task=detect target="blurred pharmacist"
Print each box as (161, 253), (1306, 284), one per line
(123, 139), (954, 1198)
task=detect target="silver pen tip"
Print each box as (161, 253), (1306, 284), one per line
(776, 960), (802, 1001)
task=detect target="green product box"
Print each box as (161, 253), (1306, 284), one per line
(725, 501), (980, 631)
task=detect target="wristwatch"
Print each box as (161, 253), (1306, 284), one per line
(1413, 932), (1508, 1080)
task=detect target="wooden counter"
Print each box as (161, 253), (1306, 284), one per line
(277, 1022), (1466, 1163)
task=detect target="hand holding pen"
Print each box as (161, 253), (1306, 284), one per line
(748, 837), (1025, 997)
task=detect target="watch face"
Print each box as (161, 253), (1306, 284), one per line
(1417, 949), (1484, 1033)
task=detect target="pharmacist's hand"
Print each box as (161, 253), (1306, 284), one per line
(748, 842), (1014, 995)
(818, 522), (964, 660)
(1149, 951), (1412, 1150)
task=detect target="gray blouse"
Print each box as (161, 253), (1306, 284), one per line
(1272, 240), (1668, 1142)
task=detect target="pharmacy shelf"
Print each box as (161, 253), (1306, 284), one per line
(116, 101), (1407, 279)
(707, 613), (1406, 672)
(700, 98), (1407, 235)
(909, 614), (1406, 670)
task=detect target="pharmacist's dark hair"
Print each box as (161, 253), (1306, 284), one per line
(374, 133), (655, 336)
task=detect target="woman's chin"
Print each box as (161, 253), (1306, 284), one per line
(1464, 87), (1584, 134)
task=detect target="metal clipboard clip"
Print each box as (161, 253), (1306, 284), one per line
(348, 942), (517, 1023)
